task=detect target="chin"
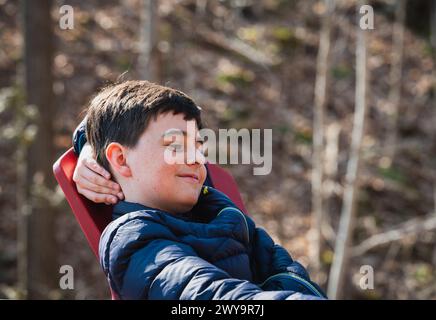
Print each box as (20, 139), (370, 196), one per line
(173, 202), (195, 215)
(177, 193), (199, 212)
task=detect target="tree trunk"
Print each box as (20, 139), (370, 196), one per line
(21, 0), (57, 299)
(385, 0), (406, 160)
(430, 0), (436, 265)
(138, 0), (161, 82)
(327, 1), (369, 299)
(311, 0), (335, 274)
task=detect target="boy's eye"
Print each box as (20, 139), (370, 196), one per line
(200, 143), (208, 157)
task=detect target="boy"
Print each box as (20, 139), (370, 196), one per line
(72, 80), (327, 300)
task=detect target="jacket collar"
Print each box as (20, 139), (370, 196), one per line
(112, 200), (194, 221)
(112, 201), (152, 220)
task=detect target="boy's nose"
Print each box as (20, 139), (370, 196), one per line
(186, 148), (206, 165)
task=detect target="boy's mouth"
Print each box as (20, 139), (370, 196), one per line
(176, 173), (200, 184)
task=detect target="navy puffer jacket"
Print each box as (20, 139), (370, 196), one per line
(99, 186), (327, 300)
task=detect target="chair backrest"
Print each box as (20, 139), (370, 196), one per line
(53, 148), (248, 259)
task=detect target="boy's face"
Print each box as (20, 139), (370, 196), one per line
(120, 112), (207, 214)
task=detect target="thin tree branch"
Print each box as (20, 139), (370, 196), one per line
(352, 215), (436, 257)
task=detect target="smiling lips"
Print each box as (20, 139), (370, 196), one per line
(177, 173), (200, 183)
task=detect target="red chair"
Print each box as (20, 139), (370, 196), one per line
(53, 147), (248, 299)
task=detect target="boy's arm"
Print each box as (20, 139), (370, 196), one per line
(71, 117), (123, 204)
(189, 186), (311, 281)
(252, 227), (327, 298)
(146, 241), (322, 300)
(188, 187), (327, 298)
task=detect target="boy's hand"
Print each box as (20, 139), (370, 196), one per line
(73, 142), (124, 205)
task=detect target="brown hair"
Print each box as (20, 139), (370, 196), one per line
(86, 80), (202, 171)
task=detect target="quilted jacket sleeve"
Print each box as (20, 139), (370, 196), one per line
(188, 186), (327, 299)
(251, 226), (327, 298)
(99, 214), (323, 300)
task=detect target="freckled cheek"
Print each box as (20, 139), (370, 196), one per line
(148, 171), (173, 200)
(154, 165), (177, 187)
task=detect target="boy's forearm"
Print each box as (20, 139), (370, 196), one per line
(72, 116), (87, 155)
(78, 141), (93, 160)
(252, 228), (309, 280)
(251, 228), (327, 298)
(149, 251), (321, 300)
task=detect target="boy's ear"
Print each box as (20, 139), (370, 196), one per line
(105, 142), (132, 177)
